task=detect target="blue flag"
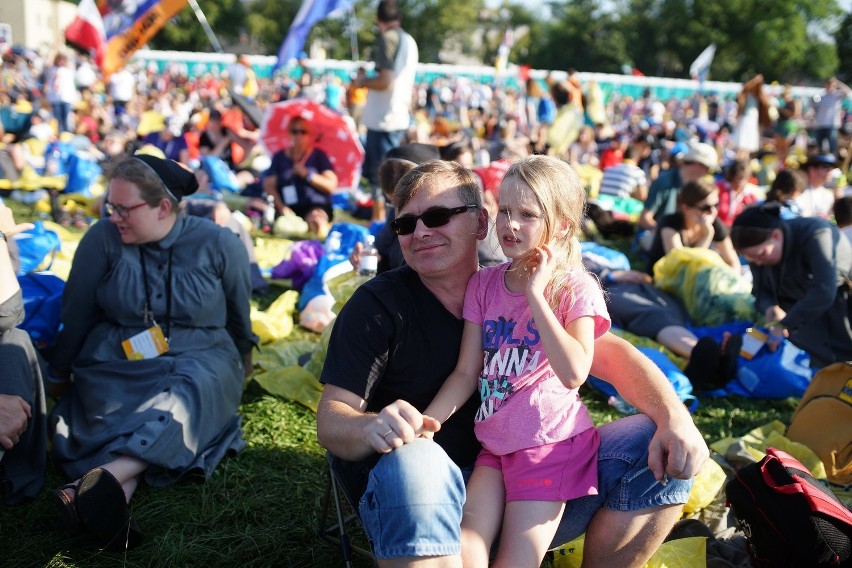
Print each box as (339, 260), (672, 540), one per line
(274, 0), (353, 72)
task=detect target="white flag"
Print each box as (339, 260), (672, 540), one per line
(689, 44), (716, 80)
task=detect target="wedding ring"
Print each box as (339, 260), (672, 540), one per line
(382, 428), (394, 439)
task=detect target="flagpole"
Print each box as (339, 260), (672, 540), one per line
(349, 6), (359, 62)
(186, 0), (224, 53)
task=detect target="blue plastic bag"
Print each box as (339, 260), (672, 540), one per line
(18, 271), (64, 347)
(200, 155), (241, 192)
(730, 340), (813, 399)
(588, 346), (698, 412)
(11, 221), (61, 276)
(298, 222), (369, 311)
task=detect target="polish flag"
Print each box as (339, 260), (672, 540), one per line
(65, 0), (106, 64)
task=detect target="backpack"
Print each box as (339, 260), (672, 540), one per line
(725, 447), (852, 567)
(786, 362), (852, 485)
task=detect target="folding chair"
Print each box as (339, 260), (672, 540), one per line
(318, 454), (375, 567)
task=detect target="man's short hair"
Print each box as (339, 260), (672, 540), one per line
(377, 0), (401, 23)
(834, 196), (852, 228)
(393, 160), (482, 212)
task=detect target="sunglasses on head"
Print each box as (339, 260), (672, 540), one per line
(693, 202), (719, 213)
(390, 205), (478, 235)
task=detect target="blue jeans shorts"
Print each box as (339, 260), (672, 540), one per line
(358, 414), (694, 559)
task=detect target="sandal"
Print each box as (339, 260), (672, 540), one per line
(75, 467), (143, 552)
(50, 482), (81, 536)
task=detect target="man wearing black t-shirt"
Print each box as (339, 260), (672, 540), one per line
(317, 160), (708, 566)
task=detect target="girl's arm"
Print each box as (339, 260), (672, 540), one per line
(526, 244), (595, 389)
(423, 320), (483, 424)
(660, 226), (684, 254)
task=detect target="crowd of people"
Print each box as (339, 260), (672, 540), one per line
(1, 0), (852, 563)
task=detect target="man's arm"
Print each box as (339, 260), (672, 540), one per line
(590, 332), (709, 480)
(316, 385), (439, 460)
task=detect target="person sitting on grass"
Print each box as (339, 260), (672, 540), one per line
(46, 155), (256, 551)
(317, 159), (708, 567)
(0, 202), (47, 505)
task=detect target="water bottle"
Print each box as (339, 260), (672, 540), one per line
(263, 194), (276, 232)
(359, 234), (378, 277)
(46, 148), (61, 176)
(324, 230), (342, 255)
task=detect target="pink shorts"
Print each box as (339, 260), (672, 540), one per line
(475, 428), (600, 502)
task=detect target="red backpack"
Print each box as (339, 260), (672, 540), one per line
(725, 447), (852, 567)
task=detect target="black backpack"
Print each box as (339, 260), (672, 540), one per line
(725, 447), (852, 567)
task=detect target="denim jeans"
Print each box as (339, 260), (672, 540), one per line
(363, 129), (406, 198)
(812, 127), (838, 155)
(358, 414), (694, 559)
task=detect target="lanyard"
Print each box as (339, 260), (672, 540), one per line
(139, 246), (173, 342)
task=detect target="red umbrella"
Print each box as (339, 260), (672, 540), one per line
(260, 98), (364, 190)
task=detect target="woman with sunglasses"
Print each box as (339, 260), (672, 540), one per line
(262, 116), (338, 238)
(45, 155), (256, 551)
(645, 176), (741, 275)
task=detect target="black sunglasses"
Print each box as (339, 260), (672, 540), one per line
(694, 202), (719, 213)
(290, 129), (308, 135)
(391, 205), (478, 235)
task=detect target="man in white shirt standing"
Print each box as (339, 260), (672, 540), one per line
(811, 77), (850, 156)
(355, 0), (418, 220)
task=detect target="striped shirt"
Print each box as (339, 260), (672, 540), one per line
(598, 162), (647, 200)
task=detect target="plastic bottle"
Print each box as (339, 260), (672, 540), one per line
(45, 148), (62, 176)
(359, 235), (378, 277)
(263, 194), (275, 232)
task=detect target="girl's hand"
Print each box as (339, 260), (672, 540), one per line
(526, 243), (555, 299)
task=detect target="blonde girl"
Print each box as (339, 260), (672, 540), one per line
(424, 155), (610, 567)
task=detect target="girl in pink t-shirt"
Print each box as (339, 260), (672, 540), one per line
(424, 155), (610, 567)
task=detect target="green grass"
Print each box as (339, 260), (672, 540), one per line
(0, 199), (798, 567)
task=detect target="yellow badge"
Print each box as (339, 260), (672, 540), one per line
(122, 325), (170, 360)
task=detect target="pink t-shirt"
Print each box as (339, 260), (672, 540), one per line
(464, 263), (610, 456)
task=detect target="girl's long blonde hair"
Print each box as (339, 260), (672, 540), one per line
(502, 155), (586, 310)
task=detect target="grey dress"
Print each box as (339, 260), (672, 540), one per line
(49, 215), (256, 485)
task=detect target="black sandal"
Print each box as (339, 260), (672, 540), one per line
(75, 467), (143, 552)
(50, 482), (81, 536)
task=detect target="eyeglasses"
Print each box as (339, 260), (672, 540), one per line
(391, 205), (478, 235)
(105, 201), (148, 219)
(693, 202), (719, 213)
(290, 129), (309, 135)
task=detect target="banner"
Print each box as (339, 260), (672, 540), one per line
(66, 0), (189, 77)
(274, 0), (354, 73)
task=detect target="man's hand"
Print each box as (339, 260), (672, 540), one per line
(366, 399), (440, 454)
(647, 413), (709, 482)
(0, 395), (31, 450)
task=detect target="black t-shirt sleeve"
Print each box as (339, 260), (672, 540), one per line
(320, 284), (393, 404)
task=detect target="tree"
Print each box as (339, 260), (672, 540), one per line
(597, 0), (842, 83)
(398, 0), (485, 63)
(149, 0), (247, 52)
(832, 11), (852, 83)
(524, 0), (630, 75)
